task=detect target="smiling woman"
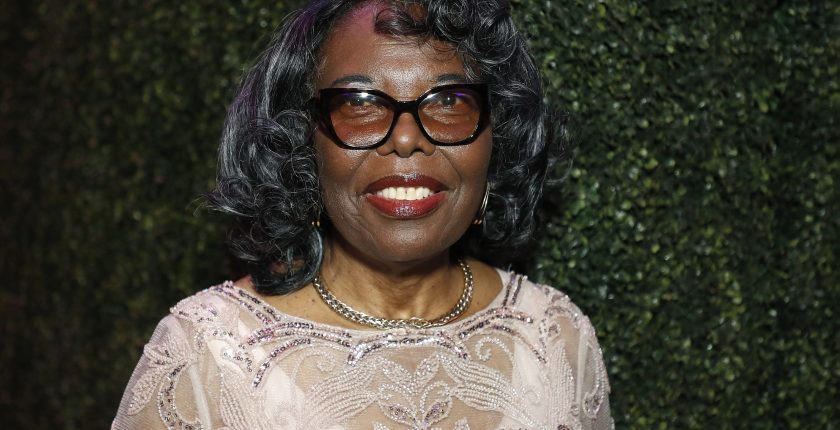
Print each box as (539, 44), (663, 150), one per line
(112, 1), (612, 429)
(314, 15), (492, 271)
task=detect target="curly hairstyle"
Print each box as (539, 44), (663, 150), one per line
(207, 0), (566, 295)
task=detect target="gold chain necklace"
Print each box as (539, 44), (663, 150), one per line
(313, 259), (474, 330)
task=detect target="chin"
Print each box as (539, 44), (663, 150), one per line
(334, 223), (468, 266)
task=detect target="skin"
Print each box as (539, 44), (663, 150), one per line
(239, 3), (502, 329)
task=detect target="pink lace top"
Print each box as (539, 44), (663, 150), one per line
(113, 270), (613, 430)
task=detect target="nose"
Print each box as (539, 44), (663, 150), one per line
(375, 112), (436, 157)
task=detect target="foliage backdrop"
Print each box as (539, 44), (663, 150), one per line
(1, 0), (837, 428)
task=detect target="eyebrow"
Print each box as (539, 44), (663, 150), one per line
(435, 73), (470, 84)
(329, 73), (470, 88)
(329, 74), (374, 87)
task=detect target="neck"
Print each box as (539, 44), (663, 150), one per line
(319, 235), (465, 321)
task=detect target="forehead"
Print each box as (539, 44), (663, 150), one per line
(315, 4), (467, 95)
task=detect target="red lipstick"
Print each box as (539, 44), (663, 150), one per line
(364, 175), (447, 219)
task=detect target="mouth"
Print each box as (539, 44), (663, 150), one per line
(373, 186), (436, 201)
(363, 175), (447, 219)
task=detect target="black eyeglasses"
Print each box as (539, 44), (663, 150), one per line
(309, 83), (490, 149)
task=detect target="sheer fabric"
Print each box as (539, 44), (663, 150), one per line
(113, 270), (613, 430)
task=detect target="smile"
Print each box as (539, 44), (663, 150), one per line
(364, 175), (447, 219)
(374, 186), (435, 201)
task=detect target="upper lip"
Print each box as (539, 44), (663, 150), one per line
(363, 174), (446, 194)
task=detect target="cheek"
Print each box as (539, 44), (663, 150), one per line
(442, 136), (493, 222)
(463, 138), (493, 218)
(459, 135), (493, 186)
(315, 133), (347, 179)
(315, 136), (359, 215)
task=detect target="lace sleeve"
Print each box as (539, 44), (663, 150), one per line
(573, 314), (613, 430)
(112, 314), (213, 430)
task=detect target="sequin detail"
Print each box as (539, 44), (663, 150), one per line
(113, 272), (613, 430)
(127, 329), (194, 417)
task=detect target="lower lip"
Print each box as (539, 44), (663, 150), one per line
(365, 192), (446, 219)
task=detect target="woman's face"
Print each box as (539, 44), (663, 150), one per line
(314, 4), (492, 265)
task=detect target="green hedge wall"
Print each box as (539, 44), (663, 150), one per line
(1, 0), (837, 428)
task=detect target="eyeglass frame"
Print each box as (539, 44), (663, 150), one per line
(308, 83), (491, 150)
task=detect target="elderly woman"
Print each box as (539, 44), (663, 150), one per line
(113, 0), (612, 429)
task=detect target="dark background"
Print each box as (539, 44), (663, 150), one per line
(1, 0), (838, 428)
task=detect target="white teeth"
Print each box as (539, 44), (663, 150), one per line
(375, 187), (434, 201)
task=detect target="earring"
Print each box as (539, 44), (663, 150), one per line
(473, 182), (490, 225)
(312, 210), (321, 228)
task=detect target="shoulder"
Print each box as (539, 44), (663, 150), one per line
(136, 283), (244, 354)
(115, 282), (254, 426)
(497, 270), (612, 422)
(505, 271), (604, 350)
(146, 281), (272, 350)
(169, 281), (243, 325)
(498, 269), (595, 334)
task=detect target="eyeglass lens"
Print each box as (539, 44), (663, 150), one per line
(327, 88), (483, 147)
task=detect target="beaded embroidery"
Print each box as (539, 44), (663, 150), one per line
(114, 271), (613, 430)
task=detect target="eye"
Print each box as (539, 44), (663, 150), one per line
(329, 92), (390, 122)
(437, 93), (459, 107)
(347, 94), (373, 107)
(421, 90), (479, 116)
(424, 90), (478, 111)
